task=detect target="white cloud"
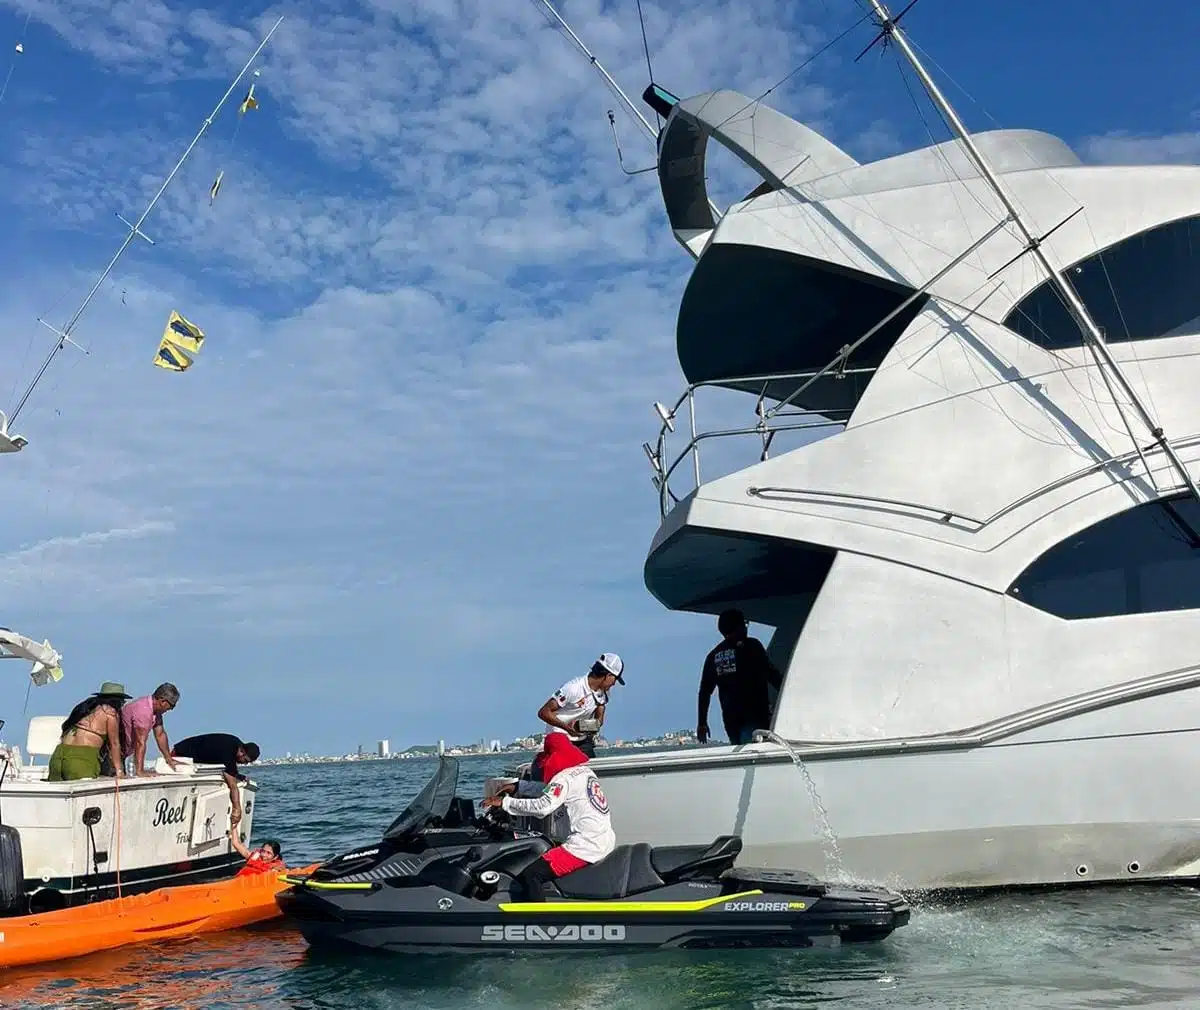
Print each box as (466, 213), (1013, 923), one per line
(1080, 129), (1200, 166)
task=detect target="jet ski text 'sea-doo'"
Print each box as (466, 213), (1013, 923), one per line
(276, 758), (910, 953)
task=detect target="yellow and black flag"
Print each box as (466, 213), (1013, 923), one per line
(238, 83), (258, 116)
(153, 310), (205, 372)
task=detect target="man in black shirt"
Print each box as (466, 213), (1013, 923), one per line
(172, 733), (260, 829)
(697, 609), (783, 746)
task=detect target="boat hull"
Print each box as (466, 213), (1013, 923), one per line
(277, 882), (909, 954)
(0, 761), (258, 911)
(590, 692), (1200, 892)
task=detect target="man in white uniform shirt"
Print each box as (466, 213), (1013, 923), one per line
(536, 653), (624, 761)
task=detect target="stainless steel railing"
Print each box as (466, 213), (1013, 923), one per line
(642, 368), (867, 517)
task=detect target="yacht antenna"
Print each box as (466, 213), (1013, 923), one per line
(7, 15), (285, 432)
(862, 0), (1200, 505)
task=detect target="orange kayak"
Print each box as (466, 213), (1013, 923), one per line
(0, 864), (317, 969)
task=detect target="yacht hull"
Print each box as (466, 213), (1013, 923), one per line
(590, 692), (1200, 892)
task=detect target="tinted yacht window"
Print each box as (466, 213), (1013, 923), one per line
(1003, 215), (1200, 349)
(1009, 494), (1200, 619)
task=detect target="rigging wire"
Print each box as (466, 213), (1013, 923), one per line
(0, 10), (32, 108)
(633, 0), (658, 129)
(708, 11), (874, 136)
(6, 16), (283, 429)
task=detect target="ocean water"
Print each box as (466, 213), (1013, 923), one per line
(4, 756), (1200, 1009)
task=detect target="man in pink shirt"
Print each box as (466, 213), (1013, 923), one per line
(121, 683), (180, 776)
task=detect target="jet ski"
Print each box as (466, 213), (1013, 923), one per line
(277, 756), (910, 954)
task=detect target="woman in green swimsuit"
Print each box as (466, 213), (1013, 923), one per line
(47, 682), (129, 781)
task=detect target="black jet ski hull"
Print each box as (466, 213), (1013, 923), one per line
(280, 757), (911, 955)
(277, 882), (910, 954)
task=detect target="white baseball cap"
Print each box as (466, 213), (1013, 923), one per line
(595, 653), (624, 684)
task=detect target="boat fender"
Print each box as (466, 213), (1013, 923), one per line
(0, 825), (24, 916)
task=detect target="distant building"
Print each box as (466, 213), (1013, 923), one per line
(438, 739), (445, 756)
(489, 739), (502, 753)
(378, 739), (390, 758)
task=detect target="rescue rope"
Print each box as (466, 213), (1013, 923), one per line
(113, 770), (122, 898)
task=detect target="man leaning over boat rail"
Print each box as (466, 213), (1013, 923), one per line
(172, 733), (260, 829)
(121, 682), (180, 777)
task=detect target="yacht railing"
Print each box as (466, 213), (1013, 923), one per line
(644, 368), (865, 518)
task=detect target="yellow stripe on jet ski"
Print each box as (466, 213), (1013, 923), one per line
(287, 879), (376, 890)
(498, 889), (765, 913)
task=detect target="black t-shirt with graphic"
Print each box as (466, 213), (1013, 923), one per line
(698, 636), (783, 736)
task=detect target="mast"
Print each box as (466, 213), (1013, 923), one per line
(863, 0), (1200, 505)
(7, 15), (285, 433)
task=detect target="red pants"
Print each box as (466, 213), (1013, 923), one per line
(542, 845), (589, 876)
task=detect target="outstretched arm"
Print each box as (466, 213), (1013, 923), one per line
(154, 723), (178, 769)
(501, 782), (569, 819)
(697, 654), (716, 742)
(133, 729), (153, 776)
(224, 771), (243, 828)
(228, 830), (251, 859)
(106, 711), (123, 778)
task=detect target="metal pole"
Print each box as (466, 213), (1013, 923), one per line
(689, 388), (700, 487)
(534, 0), (657, 141)
(9, 15), (285, 426)
(765, 214), (1013, 419)
(864, 0), (1200, 503)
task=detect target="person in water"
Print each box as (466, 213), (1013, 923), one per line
(171, 733), (260, 828)
(48, 681), (130, 781)
(536, 653), (624, 761)
(121, 682), (180, 777)
(483, 733), (615, 901)
(228, 830), (285, 877)
(697, 608), (783, 746)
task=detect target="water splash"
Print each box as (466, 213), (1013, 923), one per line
(755, 730), (847, 880)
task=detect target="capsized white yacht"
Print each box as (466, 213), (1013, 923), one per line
(0, 628), (258, 912)
(590, 5), (1200, 891)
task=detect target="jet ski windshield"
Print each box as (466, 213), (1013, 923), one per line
(383, 756), (460, 841)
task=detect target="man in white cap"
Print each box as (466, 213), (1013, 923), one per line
(536, 653), (624, 762)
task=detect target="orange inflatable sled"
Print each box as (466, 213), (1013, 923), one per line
(0, 864), (317, 969)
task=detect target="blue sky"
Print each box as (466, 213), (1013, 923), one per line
(0, 0), (1194, 756)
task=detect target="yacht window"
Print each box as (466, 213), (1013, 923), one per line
(1008, 494), (1200, 619)
(1003, 214), (1200, 348)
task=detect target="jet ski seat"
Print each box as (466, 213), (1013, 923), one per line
(551, 837), (742, 900)
(552, 844), (664, 900)
(650, 835), (742, 882)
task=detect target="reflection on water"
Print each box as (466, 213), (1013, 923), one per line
(4, 760), (1200, 1010)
